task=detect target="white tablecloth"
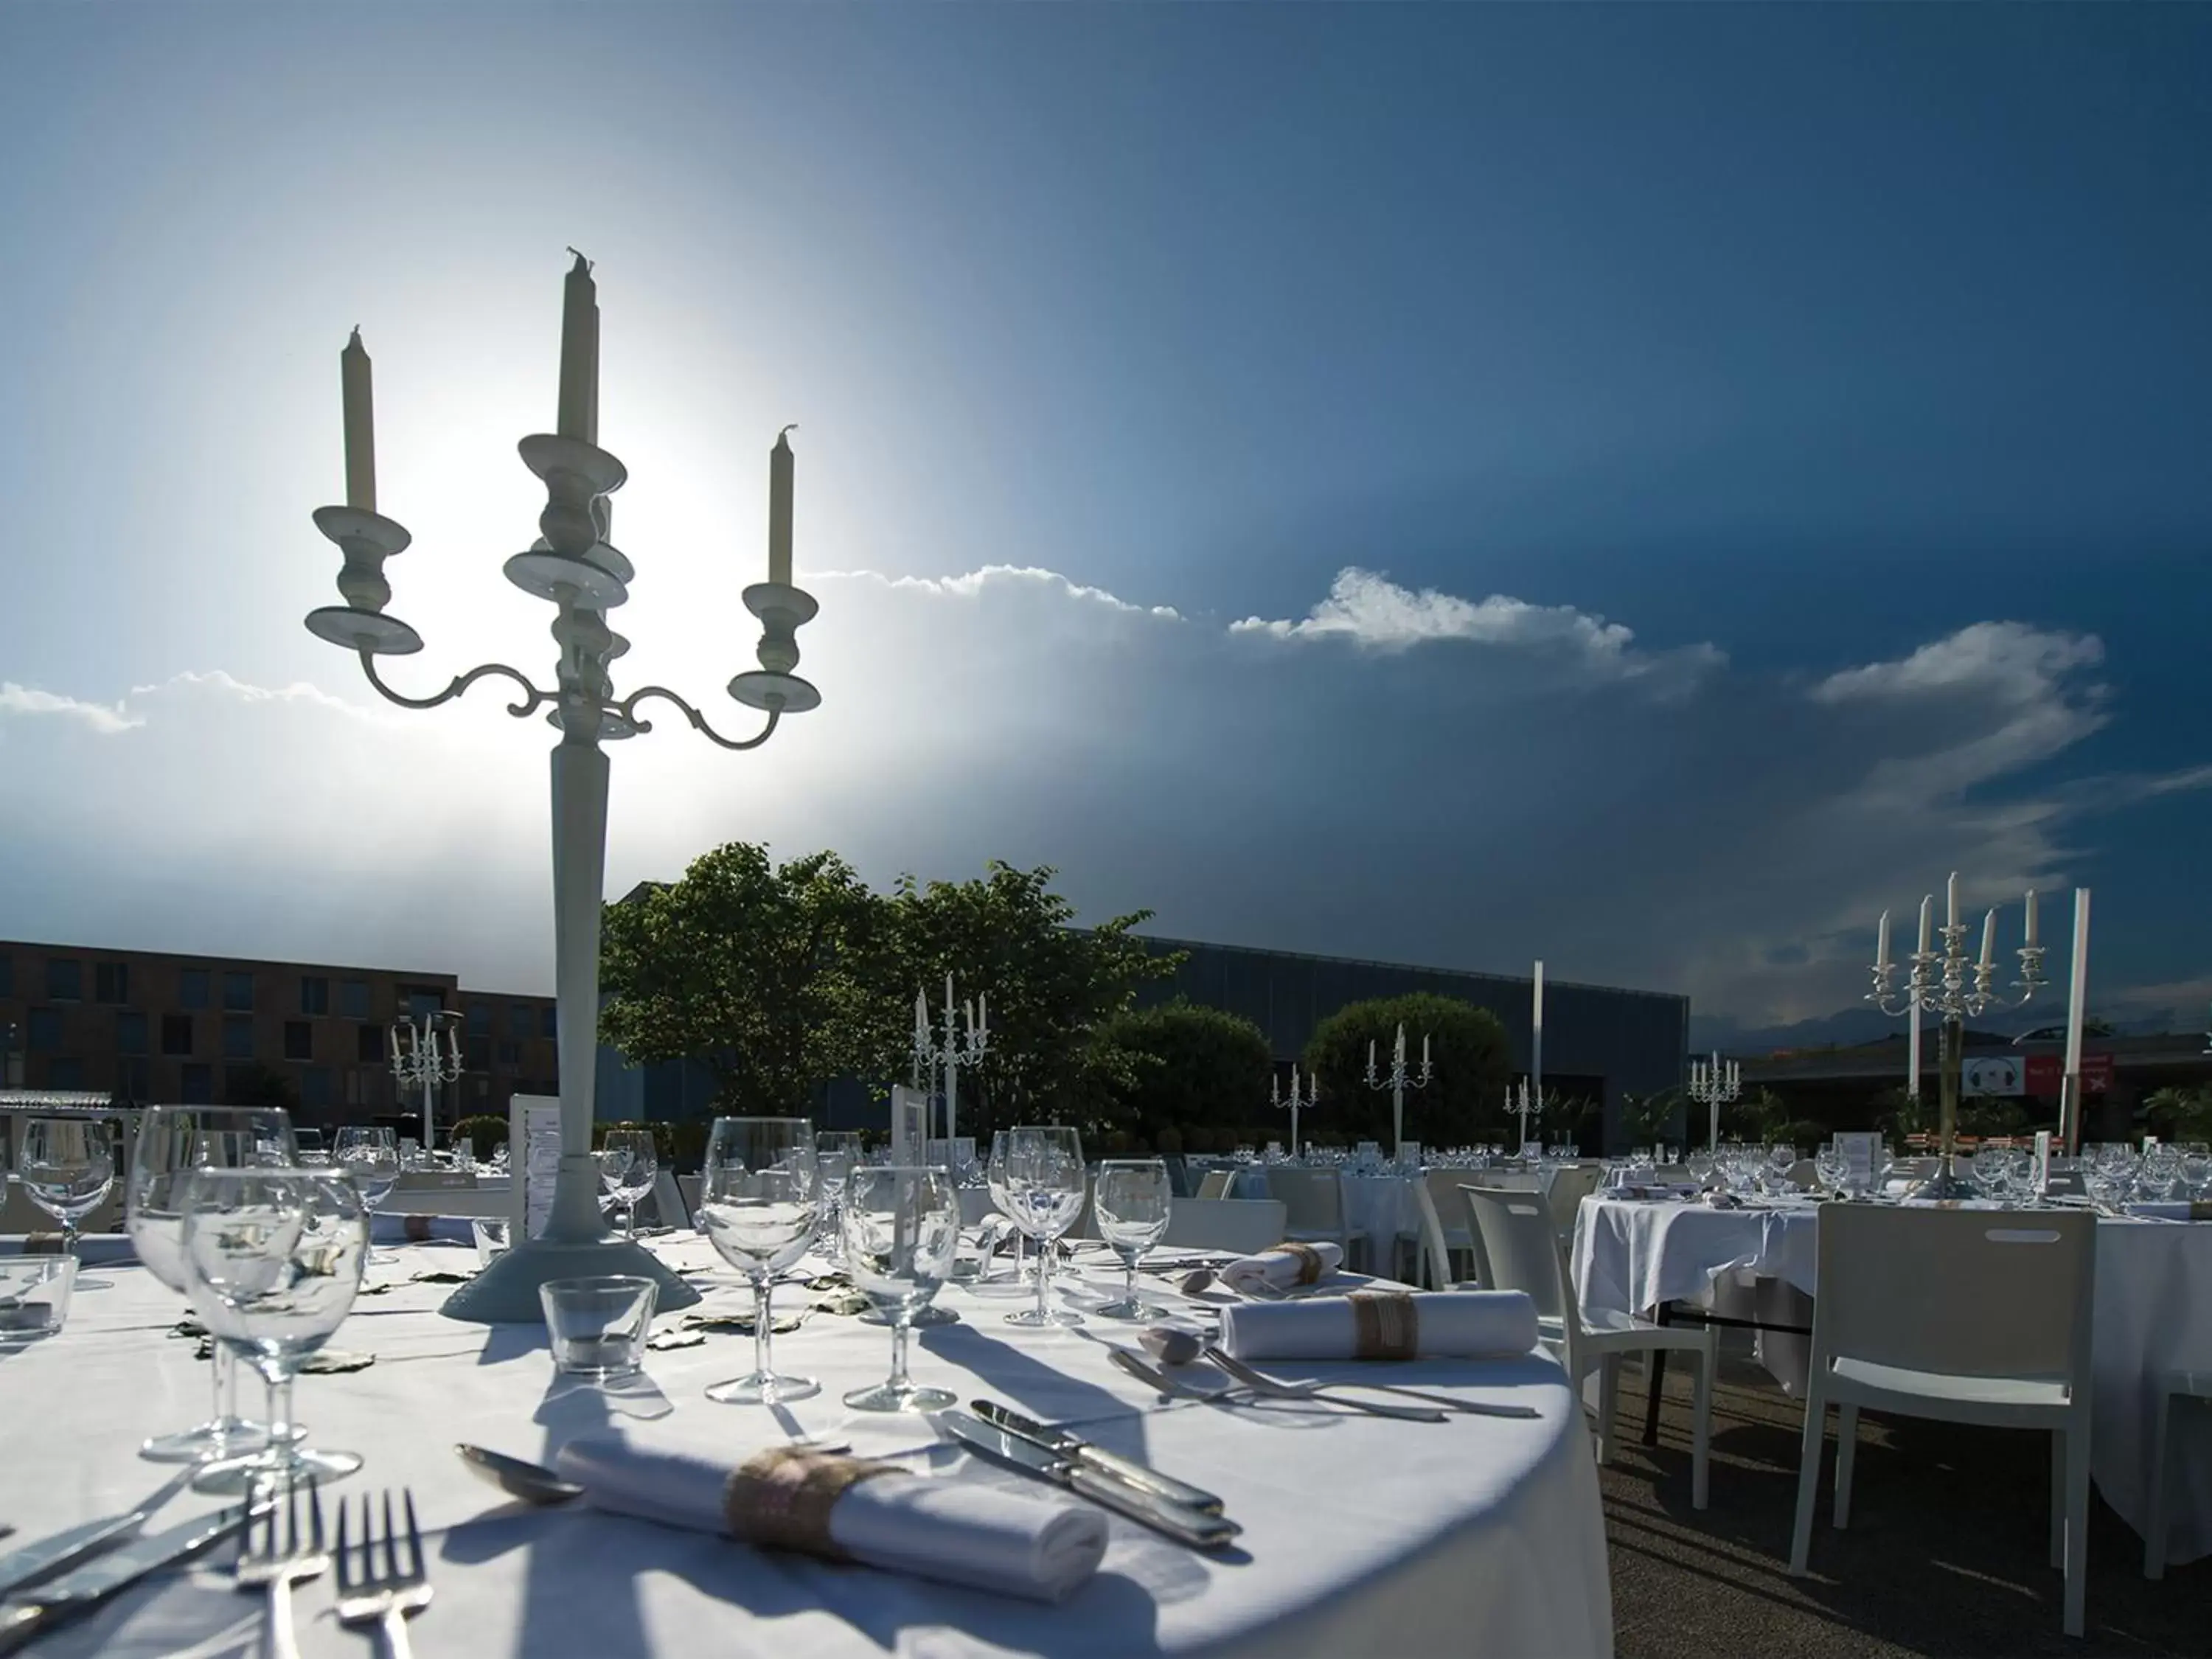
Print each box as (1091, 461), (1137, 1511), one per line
(1235, 1167), (1546, 1247)
(1, 1234), (1611, 1658)
(1571, 1197), (2212, 1565)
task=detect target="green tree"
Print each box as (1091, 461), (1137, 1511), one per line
(2142, 1085), (2212, 1143)
(599, 843), (894, 1114)
(1301, 994), (1512, 1148)
(1617, 1087), (1683, 1147)
(1097, 1001), (1274, 1150)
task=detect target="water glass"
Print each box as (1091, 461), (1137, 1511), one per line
(1813, 1142), (1848, 1196)
(540, 1276), (658, 1379)
(986, 1130), (1031, 1285)
(1092, 1158), (1171, 1320)
(0, 1256), (77, 1343)
(333, 1126), (400, 1254)
(841, 1166), (959, 1411)
(815, 1131), (864, 1265)
(19, 1118), (116, 1253)
(128, 1105), (296, 1463)
(1002, 1125), (1086, 1329)
(181, 1166), (369, 1492)
(698, 1117), (819, 1405)
(601, 1129), (658, 1239)
(472, 1217), (512, 1269)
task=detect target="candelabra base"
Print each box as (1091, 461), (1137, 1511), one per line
(1904, 1158), (1981, 1204)
(437, 1235), (703, 1325)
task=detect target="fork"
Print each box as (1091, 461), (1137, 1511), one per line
(234, 1477), (328, 1659)
(1205, 1348), (1540, 1419)
(335, 1490), (433, 1658)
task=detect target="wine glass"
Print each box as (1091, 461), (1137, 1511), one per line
(1813, 1141), (1848, 1197)
(1684, 1147), (1716, 1189)
(332, 1126), (399, 1258)
(129, 1106), (296, 1463)
(815, 1131), (864, 1267)
(1092, 1158), (1171, 1320)
(2179, 1144), (2212, 1200)
(1765, 1143), (1798, 1194)
(1002, 1125), (1086, 1329)
(602, 1129), (657, 1239)
(181, 1166), (369, 1493)
(841, 1166), (959, 1412)
(698, 1117), (819, 1404)
(985, 1130), (1029, 1285)
(19, 1118), (116, 1257)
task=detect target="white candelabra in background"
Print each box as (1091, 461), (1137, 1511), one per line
(911, 978), (988, 1146)
(389, 1009), (463, 1153)
(1686, 1053), (1741, 1152)
(1272, 1066), (1317, 1157)
(1363, 1023), (1433, 1158)
(305, 254), (819, 1323)
(1509, 1077), (1537, 1155)
(1867, 872), (2046, 1199)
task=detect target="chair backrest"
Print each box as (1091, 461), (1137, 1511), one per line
(1410, 1177), (1455, 1289)
(1265, 1167), (1345, 1232)
(1543, 1165), (1604, 1235)
(1163, 1197), (1290, 1254)
(1810, 1204), (2096, 1385)
(1162, 1155), (1192, 1199)
(1194, 1169), (1234, 1202)
(1463, 1184), (1577, 1368)
(1423, 1169), (1478, 1240)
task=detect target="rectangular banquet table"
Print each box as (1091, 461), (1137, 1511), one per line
(1571, 1195), (2212, 1567)
(0, 1234), (1612, 1658)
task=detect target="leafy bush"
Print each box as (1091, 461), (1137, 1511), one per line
(1096, 1001), (1273, 1150)
(453, 1115), (509, 1159)
(1303, 995), (1512, 1147)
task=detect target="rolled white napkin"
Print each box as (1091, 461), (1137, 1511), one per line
(554, 1427), (1107, 1603)
(1218, 1240), (1341, 1295)
(1219, 1289), (1539, 1361)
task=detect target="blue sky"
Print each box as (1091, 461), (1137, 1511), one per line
(1, 4), (2208, 1043)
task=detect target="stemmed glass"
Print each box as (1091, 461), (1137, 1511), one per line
(181, 1166), (369, 1493)
(815, 1131), (863, 1267)
(129, 1106), (296, 1463)
(333, 1126), (399, 1259)
(841, 1166), (960, 1412)
(1684, 1147), (1716, 1190)
(1092, 1158), (1171, 1320)
(1813, 1141), (1848, 1197)
(19, 1118), (116, 1258)
(601, 1129), (658, 1239)
(1002, 1125), (1086, 1329)
(986, 1130), (1030, 1286)
(698, 1117), (820, 1404)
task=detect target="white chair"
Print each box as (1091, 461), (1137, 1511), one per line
(1161, 1197), (1289, 1255)
(1464, 1184), (1714, 1507)
(1266, 1167), (1368, 1267)
(1194, 1169), (1236, 1202)
(1787, 1205), (2096, 1636)
(1542, 1164), (1604, 1245)
(1411, 1178), (1484, 1290)
(2144, 1368), (2212, 1579)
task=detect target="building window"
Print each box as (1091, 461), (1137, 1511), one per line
(507, 1004), (532, 1040)
(302, 1066), (333, 1110)
(344, 1068), (378, 1107)
(46, 1057), (84, 1091)
(161, 1013), (194, 1056)
(27, 1009), (62, 1051)
(181, 1063), (213, 1105)
(283, 1020), (313, 1061)
(357, 1025), (384, 1063)
(466, 1004), (492, 1037)
(299, 976), (330, 1015)
(223, 972), (254, 1012)
(181, 969), (211, 1009)
(0, 956), (12, 998)
(223, 1016), (254, 1060)
(116, 1011), (149, 1055)
(95, 961), (129, 1004)
(223, 1066), (258, 1103)
(120, 1057), (150, 1101)
(498, 1040), (521, 1068)
(540, 1006), (558, 1040)
(405, 988), (442, 1020)
(466, 1034), (492, 1071)
(45, 959), (82, 1001)
(340, 979), (369, 1020)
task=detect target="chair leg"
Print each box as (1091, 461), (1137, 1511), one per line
(2063, 1422), (2090, 1638)
(1642, 1303), (1671, 1447)
(1832, 1405), (1859, 1528)
(1596, 1354), (1621, 1466)
(2051, 1430), (2065, 1571)
(1690, 1338), (1713, 1511)
(2143, 1391), (2173, 1580)
(1789, 1385), (1826, 1576)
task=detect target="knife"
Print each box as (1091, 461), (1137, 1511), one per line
(939, 1412), (1242, 1551)
(969, 1400), (1225, 1515)
(0, 1505), (251, 1655)
(0, 1467), (199, 1601)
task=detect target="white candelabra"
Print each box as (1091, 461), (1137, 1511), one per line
(1272, 1065), (1316, 1157)
(1866, 872), (2046, 1200)
(1508, 1077), (1537, 1155)
(389, 1009), (462, 1153)
(305, 254), (818, 1322)
(1363, 1023), (1433, 1158)
(911, 978), (988, 1147)
(1686, 1053), (1741, 1152)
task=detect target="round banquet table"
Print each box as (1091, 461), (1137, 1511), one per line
(1, 1232), (1613, 1658)
(1571, 1195), (2212, 1568)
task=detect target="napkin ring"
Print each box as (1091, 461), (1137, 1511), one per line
(1274, 1242), (1328, 1285)
(724, 1447), (908, 1561)
(1350, 1290), (1420, 1361)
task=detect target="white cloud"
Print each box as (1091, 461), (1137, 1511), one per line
(1812, 621), (2104, 708)
(819, 564), (1183, 622)
(0, 681), (142, 734)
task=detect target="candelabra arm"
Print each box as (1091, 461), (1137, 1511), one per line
(611, 684), (783, 751)
(358, 651), (557, 720)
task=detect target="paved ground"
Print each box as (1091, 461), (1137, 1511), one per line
(1605, 1344), (2209, 1658)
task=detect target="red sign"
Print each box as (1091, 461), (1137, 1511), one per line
(2024, 1053), (2113, 1096)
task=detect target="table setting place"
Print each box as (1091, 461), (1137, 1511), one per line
(0, 1115), (1610, 1658)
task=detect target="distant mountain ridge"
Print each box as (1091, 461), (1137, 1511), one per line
(1690, 998), (2191, 1057)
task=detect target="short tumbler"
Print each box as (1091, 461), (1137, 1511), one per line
(540, 1276), (658, 1380)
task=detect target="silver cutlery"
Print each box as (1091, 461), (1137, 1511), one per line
(335, 1490), (432, 1659)
(0, 1504), (253, 1655)
(1108, 1346), (1447, 1422)
(968, 1401), (1225, 1514)
(456, 1444), (585, 1507)
(938, 1411), (1241, 1550)
(0, 1465), (200, 1601)
(1204, 1348), (1540, 1419)
(235, 1478), (328, 1659)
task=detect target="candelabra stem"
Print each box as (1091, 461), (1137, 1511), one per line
(1907, 1012), (1979, 1201)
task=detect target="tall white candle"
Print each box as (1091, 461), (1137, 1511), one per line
(557, 251), (595, 441)
(1978, 908), (1997, 969)
(1367, 1037), (1376, 1071)
(977, 992), (987, 1037)
(1876, 910), (1891, 971)
(768, 425), (796, 586)
(1918, 895), (1933, 956)
(1947, 871), (1960, 934)
(341, 327), (375, 512)
(2024, 888), (2038, 947)
(1271, 1072), (1280, 1109)
(914, 987), (928, 1044)
(1394, 1023), (1406, 1062)
(1422, 1032), (1430, 1068)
